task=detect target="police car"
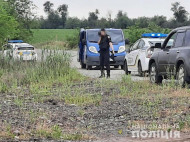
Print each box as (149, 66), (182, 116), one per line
(13, 44), (38, 61)
(3, 40), (37, 61)
(3, 40), (25, 49)
(124, 33), (168, 76)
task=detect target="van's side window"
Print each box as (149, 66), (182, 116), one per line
(174, 32), (185, 47)
(184, 30), (190, 46)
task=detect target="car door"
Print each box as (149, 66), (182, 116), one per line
(127, 40), (140, 67)
(158, 32), (177, 73)
(168, 31), (186, 73)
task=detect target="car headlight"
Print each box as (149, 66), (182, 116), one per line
(118, 46), (125, 53)
(89, 46), (98, 54)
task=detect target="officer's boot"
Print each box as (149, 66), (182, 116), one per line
(107, 70), (110, 78)
(99, 70), (105, 78)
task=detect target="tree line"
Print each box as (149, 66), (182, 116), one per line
(0, 0), (189, 45)
(31, 1), (190, 29)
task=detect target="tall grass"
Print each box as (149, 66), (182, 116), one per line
(0, 50), (81, 92)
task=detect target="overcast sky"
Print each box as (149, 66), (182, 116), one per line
(32, 0), (190, 19)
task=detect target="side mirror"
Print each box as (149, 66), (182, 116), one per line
(82, 39), (86, 45)
(125, 39), (130, 45)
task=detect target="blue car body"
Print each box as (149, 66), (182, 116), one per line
(78, 28), (126, 68)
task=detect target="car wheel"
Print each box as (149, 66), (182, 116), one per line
(149, 62), (162, 84)
(86, 65), (92, 70)
(138, 62), (143, 77)
(124, 61), (131, 75)
(81, 62), (86, 69)
(177, 64), (186, 87)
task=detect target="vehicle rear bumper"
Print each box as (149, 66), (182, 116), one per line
(86, 55), (125, 66)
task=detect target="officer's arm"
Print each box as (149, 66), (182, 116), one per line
(109, 42), (115, 54)
(98, 37), (101, 45)
(108, 35), (115, 54)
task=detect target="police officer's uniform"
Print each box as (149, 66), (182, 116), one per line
(99, 35), (112, 78)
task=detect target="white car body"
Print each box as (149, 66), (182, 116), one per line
(125, 38), (165, 73)
(14, 44), (38, 61)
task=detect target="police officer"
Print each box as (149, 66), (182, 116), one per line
(98, 29), (115, 78)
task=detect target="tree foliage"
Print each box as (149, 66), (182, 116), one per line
(171, 2), (188, 23)
(0, 0), (34, 45)
(124, 24), (171, 44)
(58, 4), (68, 28)
(37, 1), (190, 29)
(0, 5), (19, 44)
(43, 1), (54, 13)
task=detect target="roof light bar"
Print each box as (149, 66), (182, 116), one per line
(142, 33), (168, 38)
(8, 40), (24, 43)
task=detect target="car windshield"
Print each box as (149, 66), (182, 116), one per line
(18, 47), (34, 50)
(87, 30), (124, 44)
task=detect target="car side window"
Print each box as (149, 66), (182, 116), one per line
(164, 33), (177, 48)
(131, 40), (139, 51)
(138, 40), (145, 49)
(174, 32), (185, 47)
(184, 30), (190, 46)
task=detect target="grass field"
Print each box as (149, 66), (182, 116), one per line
(30, 29), (78, 49)
(30, 29), (128, 49)
(30, 29), (78, 44)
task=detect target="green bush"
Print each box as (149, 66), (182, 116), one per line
(124, 23), (171, 44)
(65, 30), (79, 49)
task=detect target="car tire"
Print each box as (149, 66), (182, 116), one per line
(138, 62), (143, 77)
(149, 62), (162, 84)
(81, 62), (86, 69)
(177, 64), (187, 87)
(86, 65), (92, 70)
(124, 61), (131, 75)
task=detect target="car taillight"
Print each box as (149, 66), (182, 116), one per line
(146, 48), (153, 58)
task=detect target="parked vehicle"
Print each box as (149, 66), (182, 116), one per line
(149, 26), (190, 86)
(14, 44), (37, 61)
(124, 33), (167, 76)
(3, 40), (24, 50)
(78, 28), (128, 70)
(4, 42), (37, 61)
